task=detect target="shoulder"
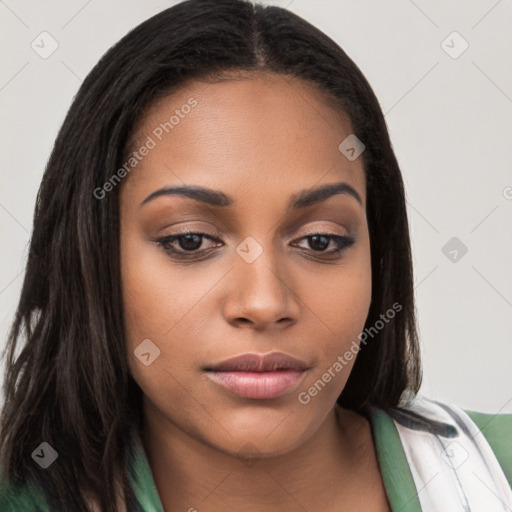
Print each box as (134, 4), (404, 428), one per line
(390, 394), (512, 488)
(0, 476), (50, 512)
(463, 408), (512, 487)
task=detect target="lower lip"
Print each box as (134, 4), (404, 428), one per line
(205, 370), (306, 399)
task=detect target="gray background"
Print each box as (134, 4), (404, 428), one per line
(1, 0), (511, 413)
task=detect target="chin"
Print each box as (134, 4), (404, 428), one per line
(203, 401), (315, 456)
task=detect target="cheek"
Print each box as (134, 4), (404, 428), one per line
(120, 231), (176, 382)
(120, 231), (204, 343)
(315, 236), (372, 339)
(120, 230), (220, 402)
(299, 237), (372, 397)
(120, 236), (192, 417)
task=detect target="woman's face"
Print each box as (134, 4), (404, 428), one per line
(120, 72), (371, 457)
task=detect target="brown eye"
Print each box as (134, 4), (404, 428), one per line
(294, 233), (355, 255)
(156, 231), (222, 257)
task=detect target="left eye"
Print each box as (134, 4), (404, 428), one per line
(293, 233), (354, 254)
(155, 231), (354, 258)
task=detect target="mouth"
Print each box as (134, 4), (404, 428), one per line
(203, 352), (309, 399)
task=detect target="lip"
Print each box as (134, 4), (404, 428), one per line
(205, 352), (309, 372)
(204, 352), (309, 399)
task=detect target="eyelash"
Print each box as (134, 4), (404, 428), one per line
(155, 228), (355, 260)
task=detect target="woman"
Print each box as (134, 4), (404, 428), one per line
(0, 0), (510, 511)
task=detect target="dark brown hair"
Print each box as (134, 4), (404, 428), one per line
(0, 0), (421, 510)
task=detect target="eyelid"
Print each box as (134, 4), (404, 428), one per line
(161, 223), (349, 242)
(294, 224), (349, 237)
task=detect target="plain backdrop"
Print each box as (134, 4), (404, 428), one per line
(1, 0), (511, 413)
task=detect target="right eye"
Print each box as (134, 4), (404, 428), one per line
(156, 230), (223, 257)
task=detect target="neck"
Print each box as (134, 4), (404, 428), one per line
(142, 402), (374, 512)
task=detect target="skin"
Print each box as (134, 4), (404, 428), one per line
(120, 71), (391, 511)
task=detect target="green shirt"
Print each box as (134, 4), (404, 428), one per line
(1, 406), (511, 511)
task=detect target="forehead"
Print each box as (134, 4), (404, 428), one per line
(121, 71), (366, 206)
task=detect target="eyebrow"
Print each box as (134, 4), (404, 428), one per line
(139, 180), (363, 210)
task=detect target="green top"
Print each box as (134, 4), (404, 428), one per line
(1, 406), (511, 511)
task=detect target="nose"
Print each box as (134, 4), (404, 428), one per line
(222, 242), (300, 331)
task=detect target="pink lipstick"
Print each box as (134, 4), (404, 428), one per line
(204, 352), (309, 399)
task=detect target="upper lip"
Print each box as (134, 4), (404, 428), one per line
(205, 352), (309, 372)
